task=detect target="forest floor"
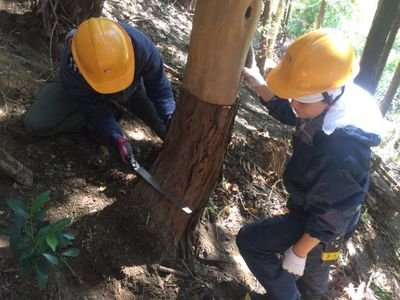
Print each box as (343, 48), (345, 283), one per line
(1, 0), (400, 299)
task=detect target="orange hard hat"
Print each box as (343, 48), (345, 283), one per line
(267, 28), (355, 99)
(71, 17), (134, 94)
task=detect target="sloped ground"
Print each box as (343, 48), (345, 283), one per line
(0, 0), (399, 299)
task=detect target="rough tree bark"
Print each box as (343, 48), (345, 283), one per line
(354, 0), (400, 95)
(380, 62), (400, 116)
(128, 0), (261, 251)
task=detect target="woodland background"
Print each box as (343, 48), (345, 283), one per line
(0, 0), (399, 299)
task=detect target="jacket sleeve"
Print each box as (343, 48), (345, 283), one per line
(303, 139), (370, 243)
(140, 39), (176, 124)
(263, 97), (296, 126)
(59, 50), (124, 145)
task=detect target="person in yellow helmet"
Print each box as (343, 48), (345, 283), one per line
(24, 17), (176, 164)
(237, 28), (384, 299)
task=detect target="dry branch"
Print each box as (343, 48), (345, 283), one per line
(157, 265), (189, 277)
(0, 147), (33, 186)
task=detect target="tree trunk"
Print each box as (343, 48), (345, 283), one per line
(256, 0), (272, 72)
(130, 0), (262, 250)
(315, 0), (327, 29)
(375, 10), (400, 91)
(354, 0), (400, 95)
(264, 0), (285, 75)
(380, 62), (400, 116)
(281, 0), (292, 46)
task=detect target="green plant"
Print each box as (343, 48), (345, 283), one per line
(0, 191), (79, 289)
(371, 282), (394, 300)
(362, 207), (370, 222)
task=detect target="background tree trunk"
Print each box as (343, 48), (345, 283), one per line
(380, 62), (400, 116)
(315, 0), (327, 29)
(263, 0), (286, 76)
(281, 0), (292, 46)
(354, 0), (400, 95)
(256, 0), (272, 72)
(375, 11), (400, 92)
(129, 0), (261, 252)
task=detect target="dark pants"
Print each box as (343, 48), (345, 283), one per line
(236, 213), (330, 300)
(24, 78), (166, 139)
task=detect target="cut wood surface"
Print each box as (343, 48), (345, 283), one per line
(183, 0), (261, 105)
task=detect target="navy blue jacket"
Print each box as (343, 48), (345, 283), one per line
(264, 98), (381, 243)
(60, 23), (176, 145)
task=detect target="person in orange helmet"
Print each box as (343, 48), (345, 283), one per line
(24, 18), (175, 164)
(237, 28), (384, 299)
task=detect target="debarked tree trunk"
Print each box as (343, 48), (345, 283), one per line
(126, 0), (261, 254)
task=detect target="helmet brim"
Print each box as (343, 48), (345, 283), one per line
(267, 62), (303, 99)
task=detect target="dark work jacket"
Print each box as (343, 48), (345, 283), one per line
(263, 98), (381, 243)
(60, 23), (175, 145)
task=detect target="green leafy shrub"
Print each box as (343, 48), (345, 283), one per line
(0, 191), (79, 289)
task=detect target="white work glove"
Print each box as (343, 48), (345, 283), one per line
(282, 246), (307, 276)
(242, 65), (266, 89)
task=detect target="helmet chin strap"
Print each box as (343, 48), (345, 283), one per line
(322, 86), (345, 108)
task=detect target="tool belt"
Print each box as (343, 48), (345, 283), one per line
(321, 236), (343, 266)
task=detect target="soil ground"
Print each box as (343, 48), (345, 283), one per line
(1, 1), (400, 299)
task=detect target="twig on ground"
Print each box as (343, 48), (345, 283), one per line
(157, 265), (188, 278)
(365, 271), (375, 295)
(58, 255), (83, 285)
(236, 193), (259, 220)
(180, 259), (195, 278)
(163, 63), (181, 77)
(1, 268), (19, 273)
(268, 179), (282, 203)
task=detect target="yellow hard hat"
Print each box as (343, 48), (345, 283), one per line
(71, 17), (135, 94)
(267, 28), (355, 99)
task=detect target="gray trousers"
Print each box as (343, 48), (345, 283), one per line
(24, 79), (167, 139)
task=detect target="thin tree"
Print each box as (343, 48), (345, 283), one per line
(267, 0), (285, 56)
(259, 0), (286, 76)
(380, 62), (400, 116)
(354, 0), (400, 95)
(281, 0), (293, 47)
(256, 0), (272, 72)
(315, 0), (327, 29)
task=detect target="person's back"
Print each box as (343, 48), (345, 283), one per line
(24, 17), (176, 164)
(238, 28), (384, 299)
